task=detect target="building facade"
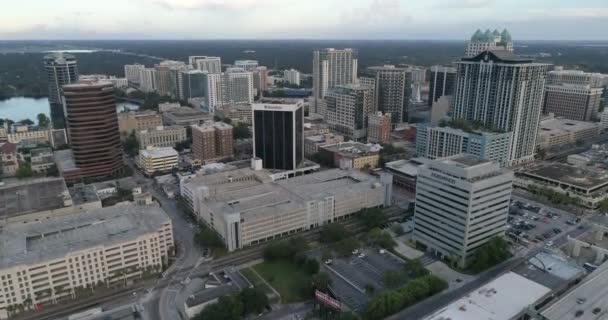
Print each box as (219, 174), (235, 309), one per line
(304, 133), (345, 157)
(62, 81), (123, 180)
(138, 68), (156, 93)
(189, 56), (222, 73)
(45, 53), (79, 127)
(222, 68), (254, 105)
(366, 65), (410, 123)
(320, 142), (381, 170)
(178, 70), (206, 101)
(252, 100), (304, 170)
(234, 60), (259, 72)
(413, 155), (513, 268)
(161, 107), (212, 126)
(284, 69), (301, 86)
(428, 65), (456, 106)
(543, 84), (603, 121)
(0, 205), (173, 319)
(451, 51), (549, 165)
(367, 112), (392, 144)
(324, 84), (374, 140)
(138, 147), (179, 175)
(117, 110), (163, 138)
(537, 115), (601, 150)
(191, 122), (234, 163)
(312, 48), (358, 115)
(136, 126), (187, 149)
(416, 125), (512, 167)
(465, 28), (513, 57)
(124, 64), (145, 84)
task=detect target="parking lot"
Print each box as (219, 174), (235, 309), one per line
(323, 248), (407, 312)
(507, 198), (580, 248)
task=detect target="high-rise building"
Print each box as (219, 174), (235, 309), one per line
(124, 64), (145, 84)
(253, 66), (269, 95)
(357, 77), (377, 111)
(465, 28), (513, 57)
(416, 124), (512, 167)
(284, 69), (301, 86)
(222, 68), (254, 105)
(191, 121), (234, 162)
(543, 84), (603, 121)
(178, 69), (206, 100)
(451, 51), (549, 165)
(203, 73), (223, 114)
(252, 100), (304, 170)
(367, 112), (392, 144)
(138, 68), (156, 93)
(62, 81), (123, 179)
(428, 65), (457, 106)
(413, 154), (513, 268)
(44, 53), (79, 127)
(312, 48), (358, 115)
(190, 56), (222, 73)
(366, 65), (409, 123)
(155, 60), (187, 98)
(234, 60), (259, 72)
(325, 84), (374, 140)
(601, 109), (608, 132)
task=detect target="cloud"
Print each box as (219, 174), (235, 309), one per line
(341, 0), (411, 28)
(436, 0), (496, 9)
(148, 0), (287, 11)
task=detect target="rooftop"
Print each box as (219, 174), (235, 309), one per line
(540, 261), (608, 320)
(54, 149), (79, 172)
(441, 154), (492, 168)
(385, 158), (432, 177)
(462, 50), (535, 64)
(0, 177), (71, 219)
(522, 163), (608, 189)
(539, 117), (600, 135)
(68, 184), (100, 206)
(424, 272), (551, 320)
(140, 147), (179, 158)
(185, 284), (240, 308)
(0, 204), (170, 269)
(163, 107), (211, 119)
(512, 251), (584, 290)
(321, 142), (381, 157)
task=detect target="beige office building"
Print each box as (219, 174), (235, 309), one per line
(138, 147), (179, 175)
(117, 110), (163, 137)
(543, 84), (603, 121)
(537, 115), (601, 150)
(136, 126), (187, 149)
(0, 205), (173, 319)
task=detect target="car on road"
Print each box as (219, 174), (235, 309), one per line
(546, 241), (554, 247)
(553, 228), (562, 234)
(352, 249), (359, 255)
(324, 259), (333, 265)
(379, 249), (386, 254)
(358, 253), (366, 258)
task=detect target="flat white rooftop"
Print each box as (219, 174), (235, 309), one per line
(424, 272), (551, 320)
(140, 147), (178, 158)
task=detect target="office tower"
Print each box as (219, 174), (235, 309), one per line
(192, 121), (234, 162)
(358, 77), (377, 111)
(543, 85), (603, 121)
(178, 69), (206, 100)
(124, 64), (145, 84)
(367, 112), (392, 144)
(547, 68), (606, 87)
(253, 66), (268, 95)
(189, 56), (222, 73)
(366, 65), (409, 123)
(203, 73), (223, 114)
(138, 68), (156, 93)
(451, 51), (549, 165)
(284, 69), (301, 86)
(324, 84), (374, 140)
(465, 28), (513, 57)
(416, 124), (512, 167)
(413, 154), (514, 268)
(222, 68), (254, 105)
(44, 53), (79, 128)
(62, 81), (123, 179)
(409, 66), (426, 103)
(234, 60), (259, 72)
(252, 100), (304, 170)
(312, 48), (358, 115)
(155, 60), (187, 98)
(428, 65), (457, 106)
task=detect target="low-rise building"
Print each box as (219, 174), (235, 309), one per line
(214, 104), (253, 124)
(0, 142), (19, 177)
(304, 133), (345, 157)
(601, 109), (608, 132)
(136, 126), (187, 149)
(191, 122), (234, 163)
(319, 142), (381, 170)
(384, 158), (432, 192)
(53, 149), (82, 183)
(158, 102), (181, 113)
(304, 122), (331, 138)
(543, 84), (603, 121)
(182, 167), (392, 251)
(0, 204), (173, 320)
(138, 147), (179, 175)
(162, 107), (212, 126)
(6, 128), (67, 148)
(117, 110), (163, 138)
(537, 115), (601, 151)
(29, 147), (55, 174)
(367, 112), (392, 144)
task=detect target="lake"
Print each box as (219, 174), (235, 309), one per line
(0, 97), (139, 122)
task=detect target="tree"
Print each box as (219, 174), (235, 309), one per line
(19, 118), (34, 126)
(194, 228), (225, 249)
(310, 151), (335, 167)
(358, 208), (388, 231)
(311, 272), (331, 291)
(406, 258), (428, 278)
(319, 223), (352, 243)
(303, 258), (320, 275)
(233, 122), (251, 140)
(382, 270), (407, 288)
(36, 113), (50, 128)
(195, 295), (243, 320)
(468, 236), (511, 273)
(222, 117), (232, 124)
(366, 228), (396, 249)
(391, 224), (405, 236)
(335, 237), (360, 257)
(16, 164), (33, 178)
(239, 287), (268, 315)
(598, 198), (608, 212)
(123, 131), (140, 157)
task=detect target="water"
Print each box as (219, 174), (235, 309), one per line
(0, 97), (139, 122)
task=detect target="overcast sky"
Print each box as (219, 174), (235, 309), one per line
(1, 0), (608, 40)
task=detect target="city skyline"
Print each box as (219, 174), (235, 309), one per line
(1, 0), (608, 40)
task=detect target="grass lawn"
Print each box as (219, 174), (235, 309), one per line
(253, 261), (312, 303)
(240, 267), (274, 295)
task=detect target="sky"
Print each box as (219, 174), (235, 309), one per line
(1, 0), (608, 40)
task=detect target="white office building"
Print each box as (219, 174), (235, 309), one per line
(413, 155), (513, 268)
(190, 56), (222, 74)
(284, 69), (301, 86)
(222, 68), (254, 105)
(138, 68), (156, 93)
(124, 64), (145, 84)
(234, 60), (259, 72)
(138, 147), (179, 175)
(312, 48), (358, 115)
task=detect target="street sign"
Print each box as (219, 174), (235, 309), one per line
(315, 290), (341, 310)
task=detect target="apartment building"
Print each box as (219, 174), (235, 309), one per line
(0, 204), (173, 320)
(191, 122), (234, 163)
(124, 64), (145, 84)
(182, 167), (392, 251)
(136, 126), (187, 149)
(189, 56), (221, 73)
(138, 147), (179, 175)
(117, 110), (163, 138)
(324, 84), (374, 140)
(284, 69), (301, 86)
(413, 155), (513, 268)
(367, 112), (391, 144)
(543, 84), (603, 121)
(312, 48), (358, 115)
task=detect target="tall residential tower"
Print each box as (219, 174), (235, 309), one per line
(312, 48), (358, 115)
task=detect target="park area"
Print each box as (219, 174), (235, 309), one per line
(253, 260), (313, 303)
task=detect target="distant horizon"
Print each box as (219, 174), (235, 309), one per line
(3, 38), (608, 42)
